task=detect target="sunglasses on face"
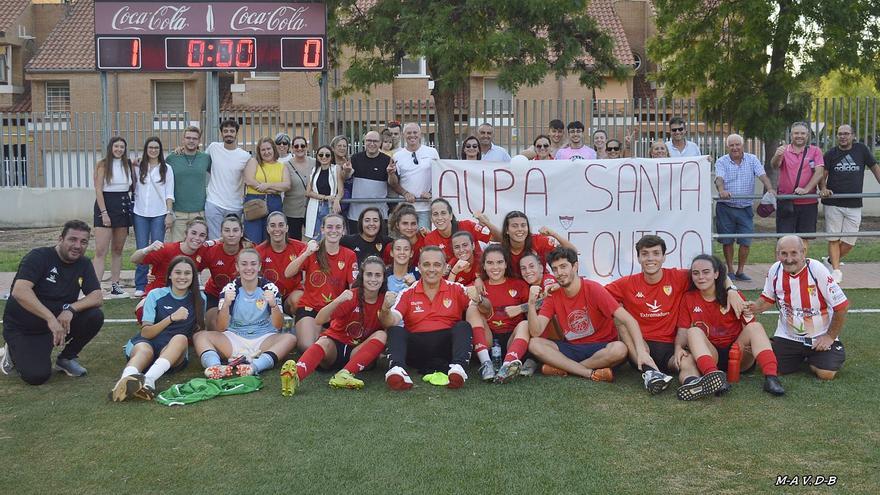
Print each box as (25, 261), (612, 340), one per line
(535, 144), (550, 149)
(606, 146), (620, 151)
(292, 144), (307, 149)
(317, 153), (331, 158)
(671, 127), (685, 132)
(276, 140), (290, 146)
(464, 144), (479, 149)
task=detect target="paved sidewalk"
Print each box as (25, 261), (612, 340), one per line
(1, 263), (878, 298)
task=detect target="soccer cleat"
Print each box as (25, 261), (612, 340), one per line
(235, 364), (256, 377)
(329, 369), (364, 390)
(478, 361), (496, 382)
(109, 374), (144, 402)
(541, 364), (568, 376)
(642, 369), (673, 395)
(134, 385), (156, 401)
(204, 365), (233, 380)
(385, 366), (413, 391)
(763, 375), (786, 396)
(0, 344), (15, 375)
(280, 360), (299, 397)
(494, 359), (522, 384)
(676, 370), (727, 401)
(590, 368), (614, 382)
(447, 364), (468, 389)
(54, 357), (87, 377)
(519, 358), (538, 377)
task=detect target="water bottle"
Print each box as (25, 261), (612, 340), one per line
(491, 338), (503, 370)
(727, 343), (741, 383)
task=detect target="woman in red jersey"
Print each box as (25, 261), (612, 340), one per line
(383, 204), (425, 267)
(202, 214), (250, 331)
(285, 214), (358, 352)
(422, 198), (496, 260)
(446, 231), (481, 287)
(255, 211), (307, 315)
(500, 210), (575, 278)
(281, 256), (395, 394)
(131, 217), (209, 321)
(676, 254), (785, 400)
(465, 245), (532, 383)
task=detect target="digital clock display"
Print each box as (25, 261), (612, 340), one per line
(97, 37), (142, 69)
(166, 37), (256, 69)
(281, 37), (324, 69)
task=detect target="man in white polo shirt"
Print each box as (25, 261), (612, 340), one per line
(747, 235), (848, 380)
(205, 119), (251, 239)
(477, 123), (511, 162)
(388, 122), (439, 228)
(665, 117), (701, 157)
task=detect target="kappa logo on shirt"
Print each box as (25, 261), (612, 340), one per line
(163, 305), (173, 310)
(354, 247), (360, 252)
(216, 260), (224, 266)
(635, 291), (645, 299)
(264, 257), (272, 263)
(693, 306), (703, 313)
(50, 267), (58, 274)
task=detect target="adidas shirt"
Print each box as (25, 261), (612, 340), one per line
(760, 259), (848, 341)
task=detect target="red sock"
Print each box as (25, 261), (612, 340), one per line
(696, 354), (718, 375)
(756, 349), (778, 376)
(504, 338), (528, 364)
(472, 326), (489, 354)
(343, 339), (386, 374)
(296, 344), (325, 381)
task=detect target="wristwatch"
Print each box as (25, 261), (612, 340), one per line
(727, 284), (739, 291)
(62, 303), (77, 314)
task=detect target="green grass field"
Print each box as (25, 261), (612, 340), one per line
(1, 294), (878, 494)
(712, 238), (880, 264)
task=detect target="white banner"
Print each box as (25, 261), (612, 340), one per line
(432, 157), (713, 283)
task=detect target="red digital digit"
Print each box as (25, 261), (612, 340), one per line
(188, 39), (205, 67)
(216, 39), (234, 68)
(235, 39), (255, 68)
(303, 39), (321, 67)
(130, 39), (140, 67)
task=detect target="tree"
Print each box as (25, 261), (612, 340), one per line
(648, 0), (880, 172)
(328, 0), (629, 158)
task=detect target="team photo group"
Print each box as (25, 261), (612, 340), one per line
(1, 116), (865, 405)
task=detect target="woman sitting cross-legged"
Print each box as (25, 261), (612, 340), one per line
(193, 248), (297, 379)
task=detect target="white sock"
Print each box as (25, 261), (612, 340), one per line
(144, 358), (172, 388)
(476, 349), (491, 364)
(122, 366), (139, 378)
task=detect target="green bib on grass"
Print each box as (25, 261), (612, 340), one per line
(156, 376), (263, 406)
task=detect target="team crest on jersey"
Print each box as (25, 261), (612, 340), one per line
(559, 216), (574, 230)
(196, 255), (202, 263)
(479, 225), (490, 235)
(77, 277), (83, 287)
(808, 285), (816, 296)
(338, 261), (345, 270)
(508, 289), (518, 297)
(442, 298), (452, 308)
(663, 285), (672, 296)
(375, 243), (382, 251)
(289, 254), (294, 261)
(255, 299), (266, 310)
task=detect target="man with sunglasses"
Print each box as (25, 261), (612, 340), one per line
(665, 117), (701, 157)
(388, 122), (439, 228)
(166, 126), (211, 242)
(347, 130), (391, 233)
(554, 121), (596, 160)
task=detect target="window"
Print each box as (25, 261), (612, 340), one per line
(249, 71), (280, 79)
(483, 78), (512, 114)
(0, 46), (9, 85)
(398, 56), (427, 77)
(45, 81), (70, 113)
(154, 81), (185, 114)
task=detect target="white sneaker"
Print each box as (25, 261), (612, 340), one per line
(0, 344), (15, 375)
(385, 365), (413, 390)
(133, 289), (145, 298)
(832, 269), (843, 284)
(519, 358), (539, 376)
(447, 363), (468, 389)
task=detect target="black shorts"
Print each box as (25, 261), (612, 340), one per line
(772, 336), (846, 374)
(94, 191), (133, 228)
(294, 308), (319, 321)
(712, 344), (757, 374)
(629, 340), (676, 374)
(776, 202), (818, 238)
(206, 293), (220, 310)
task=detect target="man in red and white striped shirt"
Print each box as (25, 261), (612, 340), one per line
(748, 235), (848, 380)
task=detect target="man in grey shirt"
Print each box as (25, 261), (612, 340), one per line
(346, 130), (391, 233)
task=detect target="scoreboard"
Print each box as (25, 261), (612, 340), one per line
(94, 1), (326, 71)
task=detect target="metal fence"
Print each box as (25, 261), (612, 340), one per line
(1, 97), (877, 188)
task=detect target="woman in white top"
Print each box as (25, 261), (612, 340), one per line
(93, 136), (135, 298)
(304, 145), (342, 241)
(132, 136), (175, 296)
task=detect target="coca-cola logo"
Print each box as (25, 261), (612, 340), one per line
(111, 5), (190, 31)
(230, 6), (310, 32)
